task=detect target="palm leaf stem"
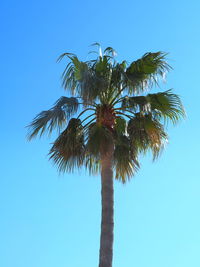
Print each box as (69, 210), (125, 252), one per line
(115, 112), (133, 120)
(77, 108), (96, 119)
(114, 108), (136, 116)
(114, 106), (136, 111)
(106, 86), (120, 102)
(110, 86), (127, 105)
(111, 96), (127, 107)
(83, 118), (96, 129)
(81, 113), (96, 124)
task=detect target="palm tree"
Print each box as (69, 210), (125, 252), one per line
(27, 44), (185, 267)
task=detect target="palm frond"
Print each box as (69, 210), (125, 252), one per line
(114, 135), (139, 183)
(115, 117), (127, 135)
(128, 115), (168, 160)
(125, 52), (171, 93)
(27, 97), (79, 140)
(90, 42), (102, 57)
(54, 96), (79, 118)
(147, 90), (185, 124)
(104, 47), (117, 57)
(121, 95), (150, 113)
(90, 42), (101, 47)
(109, 63), (126, 93)
(49, 118), (85, 173)
(57, 52), (76, 63)
(61, 55), (110, 104)
(61, 62), (77, 93)
(121, 89), (185, 124)
(86, 123), (114, 156)
(84, 154), (101, 175)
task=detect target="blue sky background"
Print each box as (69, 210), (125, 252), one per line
(1, 0), (200, 266)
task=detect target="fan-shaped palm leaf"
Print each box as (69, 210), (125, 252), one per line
(128, 115), (168, 159)
(147, 90), (185, 124)
(27, 97), (79, 139)
(121, 89), (185, 124)
(114, 117), (127, 135)
(49, 118), (85, 172)
(125, 52), (171, 93)
(114, 135), (139, 183)
(86, 123), (114, 156)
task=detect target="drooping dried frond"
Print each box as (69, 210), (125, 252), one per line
(49, 118), (85, 173)
(27, 97), (79, 140)
(128, 115), (168, 160)
(125, 52), (171, 94)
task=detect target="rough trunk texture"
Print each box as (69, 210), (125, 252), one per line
(99, 145), (114, 267)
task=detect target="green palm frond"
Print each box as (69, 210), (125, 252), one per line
(114, 135), (139, 183)
(84, 154), (101, 175)
(109, 63), (126, 93)
(61, 55), (111, 104)
(115, 117), (127, 135)
(104, 47), (117, 57)
(147, 90), (185, 124)
(86, 123), (114, 156)
(61, 57), (88, 95)
(27, 97), (79, 140)
(57, 52), (76, 63)
(121, 95), (150, 113)
(128, 115), (168, 160)
(49, 118), (85, 172)
(125, 52), (171, 93)
(121, 89), (185, 124)
(61, 62), (77, 94)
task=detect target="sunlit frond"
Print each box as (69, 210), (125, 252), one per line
(147, 90), (185, 124)
(27, 97), (79, 140)
(121, 95), (150, 113)
(125, 52), (171, 93)
(128, 115), (168, 160)
(49, 118), (85, 172)
(121, 89), (185, 124)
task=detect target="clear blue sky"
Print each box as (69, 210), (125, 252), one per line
(1, 0), (200, 266)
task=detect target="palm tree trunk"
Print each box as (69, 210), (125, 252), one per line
(99, 145), (114, 267)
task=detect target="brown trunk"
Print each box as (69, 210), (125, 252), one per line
(99, 144), (114, 267)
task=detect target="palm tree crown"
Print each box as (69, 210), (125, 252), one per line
(27, 44), (185, 182)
